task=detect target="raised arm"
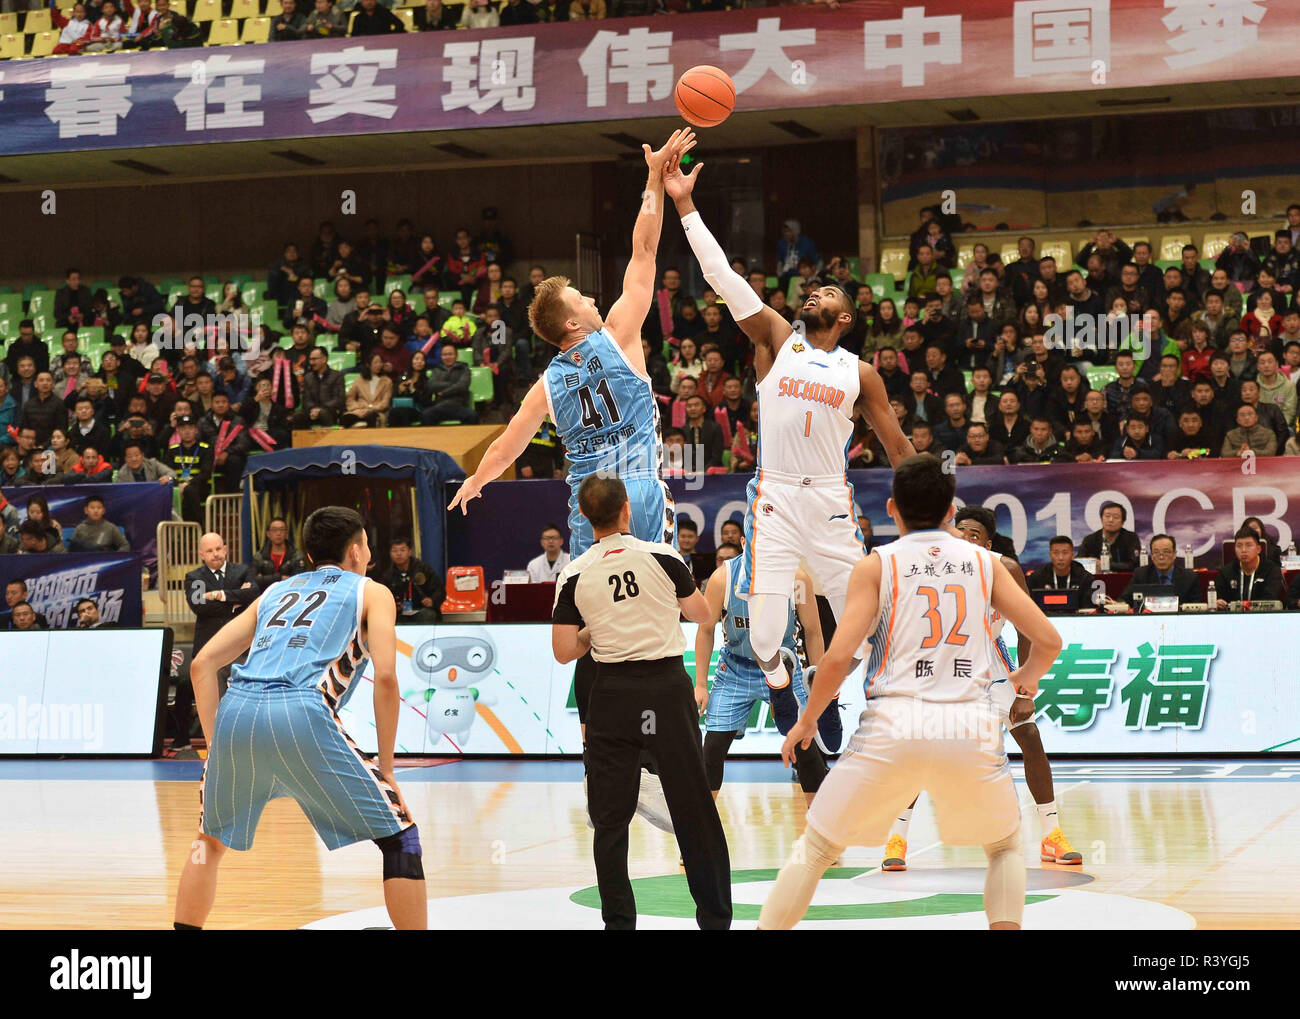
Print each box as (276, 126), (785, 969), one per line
(664, 158), (792, 380)
(448, 380), (549, 514)
(856, 361), (915, 468)
(604, 129), (696, 358)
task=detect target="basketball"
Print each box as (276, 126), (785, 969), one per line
(674, 65), (735, 128)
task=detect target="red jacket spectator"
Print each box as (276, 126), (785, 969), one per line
(1182, 342), (1214, 384)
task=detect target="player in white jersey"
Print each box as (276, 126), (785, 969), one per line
(663, 157), (914, 698)
(880, 505), (1082, 871)
(757, 454), (1064, 930)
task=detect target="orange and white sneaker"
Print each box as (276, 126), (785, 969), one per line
(882, 834), (908, 871)
(1041, 828), (1082, 865)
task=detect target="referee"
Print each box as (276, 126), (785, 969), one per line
(553, 475), (732, 931)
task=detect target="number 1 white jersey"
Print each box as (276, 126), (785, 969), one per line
(755, 335), (860, 479)
(862, 530), (1015, 703)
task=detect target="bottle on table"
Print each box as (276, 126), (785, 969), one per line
(1099, 543), (1111, 573)
(1139, 544), (1149, 568)
(1183, 543), (1194, 569)
(1206, 579), (1217, 609)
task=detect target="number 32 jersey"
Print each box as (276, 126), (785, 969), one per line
(542, 328), (661, 481)
(756, 334), (860, 479)
(230, 566), (372, 712)
(863, 531), (1012, 703)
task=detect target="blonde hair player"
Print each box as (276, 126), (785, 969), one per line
(663, 154), (915, 702)
(878, 505), (1082, 873)
(448, 128), (697, 835)
(758, 454), (1064, 930)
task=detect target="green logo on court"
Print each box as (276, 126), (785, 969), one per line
(569, 868), (1054, 921)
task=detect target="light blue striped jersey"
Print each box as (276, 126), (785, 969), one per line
(721, 555), (796, 662)
(542, 327), (661, 481)
(230, 567), (371, 713)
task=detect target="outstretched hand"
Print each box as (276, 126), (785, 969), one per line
(642, 128), (695, 176)
(663, 152), (703, 202)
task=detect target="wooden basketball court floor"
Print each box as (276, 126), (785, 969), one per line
(2, 758), (1298, 929)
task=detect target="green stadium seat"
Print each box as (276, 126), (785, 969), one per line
(438, 290), (460, 311)
(385, 275), (412, 296)
(27, 290), (55, 317)
(313, 279), (330, 299)
(1199, 258), (1215, 273)
(847, 256), (861, 280)
(865, 273), (895, 301)
(456, 347), (473, 365)
(30, 312), (51, 335)
(159, 277), (186, 296)
(76, 326), (104, 350)
(469, 366), (493, 405)
(240, 282), (263, 305)
(950, 269), (964, 291)
(326, 351), (356, 373)
(22, 284), (42, 302)
(765, 275), (778, 291)
(205, 286), (222, 303)
(0, 294), (22, 320)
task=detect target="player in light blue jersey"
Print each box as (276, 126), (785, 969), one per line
(447, 129), (697, 832)
(448, 127), (696, 562)
(694, 557), (836, 806)
(172, 507), (427, 930)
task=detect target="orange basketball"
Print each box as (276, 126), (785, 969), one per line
(674, 65), (735, 129)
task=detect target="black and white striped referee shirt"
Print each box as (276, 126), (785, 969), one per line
(552, 532), (696, 663)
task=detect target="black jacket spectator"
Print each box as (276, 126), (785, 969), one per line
(300, 366), (348, 422)
(1026, 560), (1094, 591)
(251, 539), (307, 591)
(379, 557), (445, 621)
(6, 336), (50, 377)
(67, 417), (111, 455)
(350, 0), (405, 33)
(1078, 528), (1141, 571)
(54, 282), (94, 329)
(118, 277), (166, 325)
(18, 393), (65, 446)
(683, 418), (725, 469)
(1121, 564), (1201, 605)
(1216, 556), (1285, 604)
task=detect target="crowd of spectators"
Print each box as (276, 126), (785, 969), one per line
(11, 0), (821, 55)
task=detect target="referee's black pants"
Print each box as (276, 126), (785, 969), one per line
(585, 657), (732, 931)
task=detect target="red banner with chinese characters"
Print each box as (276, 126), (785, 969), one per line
(0, 1), (1285, 155)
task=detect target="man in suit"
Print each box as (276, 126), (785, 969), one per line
(1215, 527), (1285, 609)
(176, 531), (258, 750)
(1120, 533), (1200, 606)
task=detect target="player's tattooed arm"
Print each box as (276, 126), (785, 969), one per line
(856, 362), (916, 468)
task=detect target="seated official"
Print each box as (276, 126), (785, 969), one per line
(1026, 536), (1095, 591)
(526, 523), (571, 584)
(1120, 534), (1201, 605)
(1077, 500), (1140, 571)
(378, 536), (444, 624)
(1214, 527), (1285, 609)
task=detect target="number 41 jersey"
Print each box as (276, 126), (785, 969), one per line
(230, 566), (372, 712)
(542, 327), (661, 481)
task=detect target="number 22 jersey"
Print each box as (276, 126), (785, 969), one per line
(229, 566), (372, 712)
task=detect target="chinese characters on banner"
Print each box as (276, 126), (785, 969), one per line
(0, 1), (1283, 155)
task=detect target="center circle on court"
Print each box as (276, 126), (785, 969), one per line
(303, 868), (1193, 930)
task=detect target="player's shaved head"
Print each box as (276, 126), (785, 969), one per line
(889, 453), (954, 530)
(577, 474), (628, 532)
